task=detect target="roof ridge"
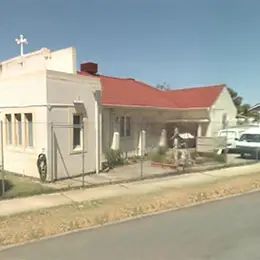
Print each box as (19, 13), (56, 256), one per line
(167, 84), (226, 92)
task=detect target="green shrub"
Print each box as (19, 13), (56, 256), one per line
(197, 152), (226, 163)
(189, 150), (198, 160)
(213, 153), (226, 163)
(150, 153), (166, 163)
(148, 146), (168, 163)
(105, 149), (125, 168)
(157, 146), (168, 155)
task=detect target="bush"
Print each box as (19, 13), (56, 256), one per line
(197, 152), (226, 163)
(157, 146), (168, 155)
(150, 153), (166, 163)
(213, 153), (226, 163)
(105, 149), (125, 168)
(148, 146), (169, 163)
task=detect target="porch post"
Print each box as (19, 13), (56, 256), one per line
(94, 90), (102, 174)
(197, 123), (202, 137)
(159, 129), (167, 148)
(138, 130), (146, 156)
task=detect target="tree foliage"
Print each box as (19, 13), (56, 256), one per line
(227, 88), (243, 109)
(155, 82), (170, 91)
(228, 88), (259, 121)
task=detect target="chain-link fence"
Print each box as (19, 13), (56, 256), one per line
(103, 119), (260, 182)
(1, 117), (260, 199)
(0, 119), (91, 198)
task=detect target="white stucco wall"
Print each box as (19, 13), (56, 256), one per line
(46, 70), (102, 180)
(208, 87), (237, 136)
(0, 46), (101, 180)
(0, 47), (76, 79)
(45, 47), (77, 74)
(0, 71), (48, 178)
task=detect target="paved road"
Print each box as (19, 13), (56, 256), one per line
(1, 192), (260, 260)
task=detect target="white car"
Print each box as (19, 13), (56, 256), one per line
(236, 127), (260, 158)
(217, 128), (245, 151)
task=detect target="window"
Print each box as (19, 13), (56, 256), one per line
(120, 116), (131, 137)
(25, 113), (33, 147)
(120, 116), (125, 137)
(14, 113), (22, 146)
(239, 134), (260, 142)
(5, 114), (12, 145)
(219, 131), (236, 139)
(73, 114), (83, 149)
(126, 116), (131, 136)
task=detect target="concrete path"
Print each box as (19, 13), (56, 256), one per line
(46, 155), (252, 190)
(1, 190), (260, 259)
(0, 163), (259, 217)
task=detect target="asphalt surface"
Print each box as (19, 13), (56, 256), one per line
(1, 192), (260, 260)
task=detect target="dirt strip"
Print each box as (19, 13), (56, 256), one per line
(1, 171), (260, 247)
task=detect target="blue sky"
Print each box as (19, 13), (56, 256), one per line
(0, 0), (259, 104)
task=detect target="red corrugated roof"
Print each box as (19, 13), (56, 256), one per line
(78, 71), (178, 109)
(164, 85), (225, 108)
(78, 71), (225, 109)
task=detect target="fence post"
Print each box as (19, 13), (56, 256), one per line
(1, 120), (5, 196)
(140, 154), (144, 180)
(224, 120), (229, 164)
(82, 121), (85, 187)
(50, 122), (54, 182)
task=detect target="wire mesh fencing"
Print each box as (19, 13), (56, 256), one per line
(1, 117), (260, 199)
(0, 119), (93, 199)
(103, 120), (260, 182)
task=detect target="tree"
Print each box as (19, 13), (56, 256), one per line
(239, 103), (250, 115)
(155, 82), (170, 91)
(228, 88), (260, 122)
(227, 88), (243, 109)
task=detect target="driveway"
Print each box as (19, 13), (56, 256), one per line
(1, 191), (260, 259)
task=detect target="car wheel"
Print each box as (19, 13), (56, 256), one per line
(241, 153), (245, 158)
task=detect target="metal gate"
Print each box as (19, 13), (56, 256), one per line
(50, 122), (86, 185)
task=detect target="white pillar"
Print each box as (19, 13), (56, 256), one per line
(99, 110), (103, 169)
(138, 130), (146, 156)
(173, 127), (179, 163)
(197, 123), (202, 137)
(206, 122), (212, 137)
(159, 129), (167, 148)
(111, 132), (120, 150)
(95, 98), (99, 174)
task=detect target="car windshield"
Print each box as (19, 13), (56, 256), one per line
(239, 134), (260, 142)
(219, 131), (237, 139)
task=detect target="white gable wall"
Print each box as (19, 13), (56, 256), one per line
(208, 87), (237, 136)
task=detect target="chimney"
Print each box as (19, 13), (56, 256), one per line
(80, 62), (98, 74)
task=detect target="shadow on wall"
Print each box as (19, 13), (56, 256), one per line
(0, 179), (13, 196)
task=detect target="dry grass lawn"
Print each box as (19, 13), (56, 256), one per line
(0, 173), (55, 199)
(1, 172), (260, 247)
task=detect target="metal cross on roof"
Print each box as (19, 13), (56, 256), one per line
(15, 34), (28, 56)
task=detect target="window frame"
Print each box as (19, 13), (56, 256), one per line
(14, 113), (22, 146)
(72, 113), (84, 150)
(119, 115), (131, 138)
(5, 114), (12, 145)
(25, 113), (34, 148)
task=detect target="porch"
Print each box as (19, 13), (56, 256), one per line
(102, 106), (211, 157)
(166, 119), (209, 148)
